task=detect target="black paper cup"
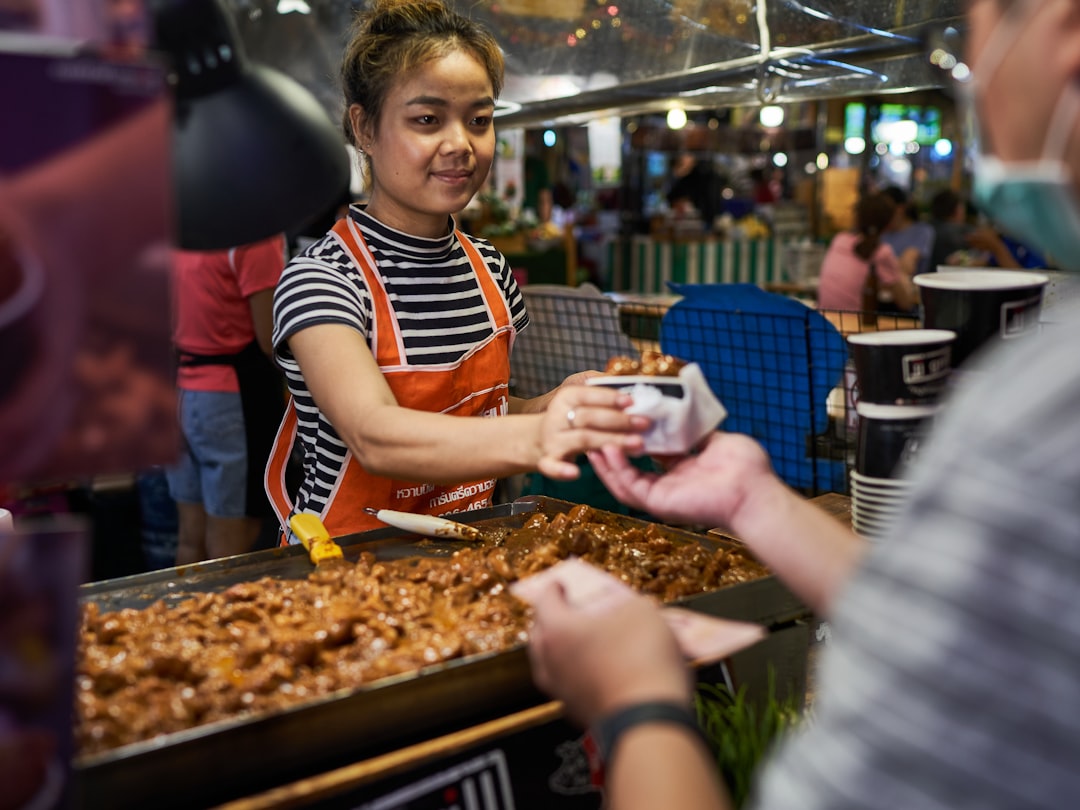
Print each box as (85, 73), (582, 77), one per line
(855, 402), (939, 480)
(847, 329), (956, 405)
(916, 270), (1048, 367)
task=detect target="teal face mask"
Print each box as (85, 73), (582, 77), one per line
(966, 1), (1080, 271)
(971, 88), (1080, 271)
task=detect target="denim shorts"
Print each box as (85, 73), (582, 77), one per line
(166, 390), (250, 519)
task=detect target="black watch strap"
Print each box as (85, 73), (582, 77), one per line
(590, 701), (708, 765)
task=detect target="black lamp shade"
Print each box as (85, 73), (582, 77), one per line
(173, 64), (349, 249)
(155, 0), (350, 250)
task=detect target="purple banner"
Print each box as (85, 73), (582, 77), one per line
(0, 0), (150, 55)
(0, 46), (177, 485)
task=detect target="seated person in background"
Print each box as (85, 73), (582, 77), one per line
(928, 189), (970, 269)
(524, 153), (554, 225)
(817, 192), (917, 313)
(881, 185), (935, 277)
(667, 152), (722, 229)
(928, 188), (1021, 269)
(750, 167), (777, 205)
(997, 233), (1048, 269)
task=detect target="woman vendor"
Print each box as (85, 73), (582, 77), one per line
(265, 0), (647, 542)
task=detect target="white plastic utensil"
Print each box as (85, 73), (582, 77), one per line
(363, 508), (482, 541)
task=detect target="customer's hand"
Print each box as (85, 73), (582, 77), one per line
(526, 579), (691, 727)
(589, 431), (775, 530)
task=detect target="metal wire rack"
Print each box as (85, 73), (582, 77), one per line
(510, 284), (920, 498)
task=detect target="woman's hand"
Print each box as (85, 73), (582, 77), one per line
(513, 369), (604, 415)
(535, 386), (649, 480)
(560, 369), (603, 386)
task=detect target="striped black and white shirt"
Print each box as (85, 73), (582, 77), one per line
(751, 303), (1080, 809)
(271, 207), (529, 519)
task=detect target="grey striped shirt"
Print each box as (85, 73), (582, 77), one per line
(752, 308), (1080, 809)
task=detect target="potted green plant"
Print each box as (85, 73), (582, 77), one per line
(694, 672), (807, 808)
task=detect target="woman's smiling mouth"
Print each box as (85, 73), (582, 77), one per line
(432, 168), (473, 184)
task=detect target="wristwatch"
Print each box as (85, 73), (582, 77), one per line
(590, 701), (709, 766)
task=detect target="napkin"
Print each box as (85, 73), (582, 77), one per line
(587, 362), (727, 454)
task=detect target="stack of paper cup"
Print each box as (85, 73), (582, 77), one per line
(846, 329), (956, 539)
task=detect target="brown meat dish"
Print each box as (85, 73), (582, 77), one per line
(604, 351), (687, 377)
(75, 504), (766, 756)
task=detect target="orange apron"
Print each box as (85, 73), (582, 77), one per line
(266, 216), (515, 542)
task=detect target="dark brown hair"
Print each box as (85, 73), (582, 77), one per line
(929, 188), (962, 222)
(854, 192), (897, 261)
(340, 0), (504, 150)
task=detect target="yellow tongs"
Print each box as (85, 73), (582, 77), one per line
(363, 508), (482, 541)
(289, 513), (345, 566)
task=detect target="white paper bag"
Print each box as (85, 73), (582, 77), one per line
(588, 362), (727, 454)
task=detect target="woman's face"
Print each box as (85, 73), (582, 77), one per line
(357, 49), (495, 238)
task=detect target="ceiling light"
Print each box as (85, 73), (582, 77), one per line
(876, 119), (918, 144)
(759, 105), (784, 128)
(276, 0), (311, 13)
(666, 108), (687, 130)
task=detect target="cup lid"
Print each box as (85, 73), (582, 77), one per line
(855, 402), (942, 419)
(915, 269), (1049, 290)
(850, 470), (918, 487)
(852, 483), (911, 499)
(852, 514), (895, 533)
(847, 329), (957, 346)
(852, 499), (907, 515)
(851, 486), (915, 500)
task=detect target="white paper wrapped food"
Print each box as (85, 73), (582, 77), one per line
(587, 360), (727, 454)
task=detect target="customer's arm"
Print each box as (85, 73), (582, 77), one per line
(527, 580), (732, 810)
(589, 434), (864, 616)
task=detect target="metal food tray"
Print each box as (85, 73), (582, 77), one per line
(73, 496), (806, 809)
